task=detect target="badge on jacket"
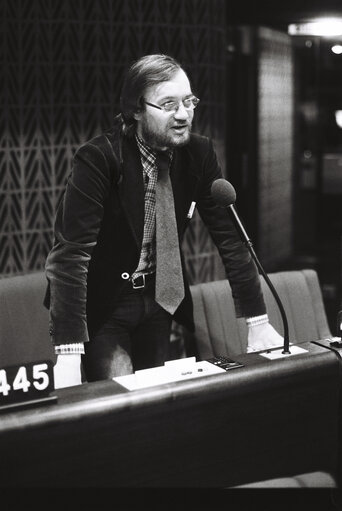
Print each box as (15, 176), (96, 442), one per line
(187, 201), (196, 218)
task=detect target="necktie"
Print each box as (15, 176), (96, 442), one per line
(155, 152), (185, 315)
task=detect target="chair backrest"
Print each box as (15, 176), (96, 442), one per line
(189, 269), (332, 360)
(0, 269), (332, 367)
(0, 271), (55, 367)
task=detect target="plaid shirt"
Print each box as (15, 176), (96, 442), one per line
(133, 134), (172, 278)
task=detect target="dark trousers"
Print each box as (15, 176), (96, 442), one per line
(82, 276), (172, 382)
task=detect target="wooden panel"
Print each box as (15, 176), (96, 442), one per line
(257, 27), (294, 270)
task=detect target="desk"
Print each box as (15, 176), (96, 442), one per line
(0, 342), (340, 487)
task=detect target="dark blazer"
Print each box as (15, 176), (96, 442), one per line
(45, 118), (266, 345)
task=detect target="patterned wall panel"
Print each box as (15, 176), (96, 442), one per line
(257, 27), (294, 270)
(1, 0), (226, 284)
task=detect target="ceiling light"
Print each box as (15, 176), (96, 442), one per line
(332, 44), (342, 54)
(288, 18), (342, 37)
(335, 111), (342, 129)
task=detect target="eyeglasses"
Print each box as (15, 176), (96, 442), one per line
(144, 96), (200, 113)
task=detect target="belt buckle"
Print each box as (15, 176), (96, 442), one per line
(132, 274), (145, 289)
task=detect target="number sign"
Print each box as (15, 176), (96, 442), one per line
(0, 360), (56, 410)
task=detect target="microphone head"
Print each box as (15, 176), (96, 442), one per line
(211, 178), (236, 207)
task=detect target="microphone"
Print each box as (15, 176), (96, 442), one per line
(211, 178), (290, 354)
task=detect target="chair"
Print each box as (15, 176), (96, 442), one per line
(188, 268), (332, 360)
(0, 271), (55, 367)
(188, 269), (336, 488)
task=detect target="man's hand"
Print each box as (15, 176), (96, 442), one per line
(247, 322), (284, 353)
(53, 354), (82, 389)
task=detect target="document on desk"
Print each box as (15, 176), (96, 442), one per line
(113, 357), (225, 391)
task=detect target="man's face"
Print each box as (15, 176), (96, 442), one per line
(134, 69), (194, 151)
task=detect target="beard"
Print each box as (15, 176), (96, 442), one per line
(139, 119), (192, 151)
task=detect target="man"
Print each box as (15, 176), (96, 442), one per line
(45, 54), (283, 388)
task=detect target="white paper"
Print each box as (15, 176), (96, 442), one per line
(113, 358), (225, 391)
(259, 344), (308, 360)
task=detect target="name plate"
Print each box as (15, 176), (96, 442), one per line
(0, 360), (57, 412)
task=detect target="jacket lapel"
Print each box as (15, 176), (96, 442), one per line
(171, 144), (200, 228)
(118, 136), (145, 249)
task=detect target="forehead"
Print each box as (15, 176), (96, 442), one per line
(145, 69), (192, 100)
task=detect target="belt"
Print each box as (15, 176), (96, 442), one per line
(130, 273), (155, 289)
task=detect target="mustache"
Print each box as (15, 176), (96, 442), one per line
(170, 121), (192, 128)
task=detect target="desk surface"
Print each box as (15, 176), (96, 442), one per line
(0, 342), (340, 487)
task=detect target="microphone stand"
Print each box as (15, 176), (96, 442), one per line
(228, 204), (291, 354)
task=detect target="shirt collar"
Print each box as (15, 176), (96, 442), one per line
(135, 134), (173, 164)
